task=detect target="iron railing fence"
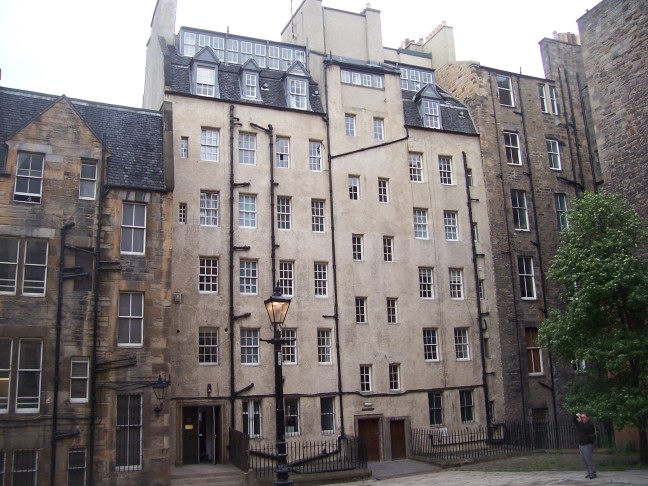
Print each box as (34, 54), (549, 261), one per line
(248, 436), (366, 478)
(411, 419), (615, 462)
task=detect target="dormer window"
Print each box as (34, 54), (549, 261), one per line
(284, 62), (311, 111)
(244, 72), (258, 99)
(197, 66), (216, 97)
(289, 79), (307, 109)
(422, 100), (440, 129)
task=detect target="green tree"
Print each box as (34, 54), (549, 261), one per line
(540, 192), (648, 464)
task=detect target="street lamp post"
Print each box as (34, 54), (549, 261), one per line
(264, 285), (293, 486)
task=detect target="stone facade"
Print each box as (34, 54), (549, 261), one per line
(0, 90), (172, 485)
(577, 0), (648, 218)
(435, 60), (596, 424)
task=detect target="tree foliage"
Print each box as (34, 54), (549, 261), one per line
(539, 192), (648, 462)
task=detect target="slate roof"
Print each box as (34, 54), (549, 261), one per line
(402, 88), (478, 135)
(0, 87), (166, 191)
(164, 44), (325, 114)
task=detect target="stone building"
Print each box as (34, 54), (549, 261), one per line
(435, 54), (597, 425)
(143, 0), (500, 468)
(0, 87), (172, 485)
(576, 0), (648, 218)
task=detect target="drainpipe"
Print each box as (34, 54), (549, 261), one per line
(50, 221), (75, 486)
(576, 74), (599, 191)
(229, 106), (242, 429)
(515, 76), (559, 440)
(557, 70), (580, 198)
(89, 136), (108, 486)
(462, 152), (491, 427)
(249, 123), (277, 284)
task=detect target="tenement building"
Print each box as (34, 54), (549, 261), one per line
(435, 47), (597, 425)
(143, 0), (501, 469)
(0, 87), (172, 485)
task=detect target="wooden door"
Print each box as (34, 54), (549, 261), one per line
(390, 420), (407, 459)
(182, 407), (199, 464)
(358, 418), (381, 462)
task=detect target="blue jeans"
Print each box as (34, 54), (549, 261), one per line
(579, 443), (596, 476)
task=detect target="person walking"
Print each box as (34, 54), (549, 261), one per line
(574, 412), (597, 479)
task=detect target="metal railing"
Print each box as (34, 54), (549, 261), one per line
(247, 435), (366, 478)
(411, 419), (614, 462)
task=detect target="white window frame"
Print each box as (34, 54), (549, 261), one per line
(0, 237), (19, 295)
(281, 329), (297, 365)
(511, 189), (529, 231)
(67, 447), (87, 486)
(239, 260), (258, 295)
(439, 156), (454, 185)
(360, 365), (372, 392)
(378, 178), (389, 203)
(243, 72), (257, 99)
(199, 257), (219, 294)
(22, 239), (48, 296)
(79, 159), (97, 200)
(311, 199), (325, 232)
(199, 327), (219, 364)
(284, 398), (300, 435)
(69, 357), (89, 403)
(243, 399), (262, 437)
(118, 292), (144, 347)
(423, 328), (439, 361)
(120, 202), (146, 255)
(116, 394), (142, 470)
(277, 196), (292, 230)
(386, 298), (398, 324)
(383, 236), (394, 262)
(309, 141), (323, 171)
(538, 84), (548, 113)
(355, 297), (367, 324)
(348, 175), (360, 200)
(546, 139), (562, 170)
(449, 268), (464, 300)
(317, 329), (332, 364)
(409, 153), (423, 182)
(0, 338), (12, 413)
(518, 256), (537, 300)
(504, 131), (521, 165)
(413, 208), (429, 239)
(454, 328), (470, 360)
(16, 339), (43, 413)
(352, 234), (364, 261)
(554, 193), (569, 231)
(178, 202), (187, 224)
(240, 329), (260, 365)
(200, 191), (219, 226)
(345, 114), (356, 137)
(373, 118), (384, 140)
(238, 194), (257, 228)
(14, 152), (44, 204)
(289, 78), (308, 110)
(180, 137), (189, 159)
(549, 86), (561, 115)
(423, 100), (441, 129)
(196, 66), (216, 97)
(238, 133), (256, 165)
(526, 328), (543, 375)
(279, 261), (294, 297)
(419, 267), (434, 299)
(183, 31), (196, 56)
(314, 262), (328, 297)
(320, 397), (335, 434)
(201, 129), (220, 161)
(497, 74), (515, 107)
(444, 211), (459, 241)
(389, 363), (401, 391)
(276, 137), (290, 168)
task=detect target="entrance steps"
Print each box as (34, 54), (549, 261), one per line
(170, 463), (245, 486)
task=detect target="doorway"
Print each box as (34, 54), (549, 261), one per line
(182, 406), (221, 464)
(358, 418), (381, 462)
(389, 420), (407, 459)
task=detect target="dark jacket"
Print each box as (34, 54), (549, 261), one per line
(574, 416), (596, 445)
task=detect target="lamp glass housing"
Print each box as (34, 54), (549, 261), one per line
(264, 287), (291, 328)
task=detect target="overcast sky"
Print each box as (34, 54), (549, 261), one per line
(0, 0), (600, 108)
